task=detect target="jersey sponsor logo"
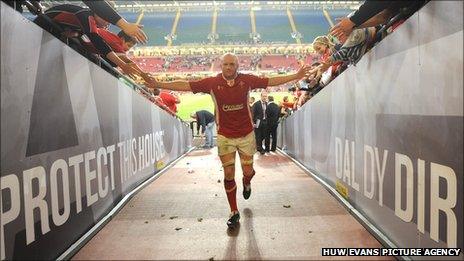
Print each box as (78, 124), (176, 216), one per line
(222, 104), (244, 111)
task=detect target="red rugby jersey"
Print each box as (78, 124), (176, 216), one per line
(83, 29), (127, 54)
(190, 73), (269, 138)
(97, 29), (127, 53)
(159, 91), (178, 113)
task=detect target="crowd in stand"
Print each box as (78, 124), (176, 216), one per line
(160, 56), (214, 71)
(131, 44), (314, 57)
(4, 0), (427, 119)
(132, 54), (311, 74)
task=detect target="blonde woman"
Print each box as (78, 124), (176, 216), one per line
(310, 36), (342, 81)
(319, 26), (378, 74)
(312, 36), (336, 59)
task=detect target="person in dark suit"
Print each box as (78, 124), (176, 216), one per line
(252, 91), (269, 154)
(249, 96), (256, 107)
(266, 96), (280, 152)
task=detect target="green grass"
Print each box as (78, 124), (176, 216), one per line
(177, 91), (290, 121)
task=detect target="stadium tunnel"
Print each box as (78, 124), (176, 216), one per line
(0, 1), (463, 260)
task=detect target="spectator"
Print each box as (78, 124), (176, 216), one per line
(147, 89), (175, 116)
(319, 27), (378, 73)
(280, 96), (294, 114)
(249, 96), (256, 107)
(311, 36), (342, 81)
(191, 110), (215, 149)
(252, 91), (270, 154)
(293, 82), (304, 99)
(266, 96), (280, 152)
(280, 105), (289, 118)
(3, 0), (148, 43)
(305, 69), (325, 97)
(297, 90), (311, 108)
(329, 1), (425, 41)
(84, 29), (142, 69)
(78, 0), (148, 44)
(110, 30), (137, 54)
(159, 91), (180, 114)
(36, 4), (141, 78)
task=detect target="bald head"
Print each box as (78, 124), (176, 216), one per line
(221, 53), (238, 63)
(220, 53), (239, 79)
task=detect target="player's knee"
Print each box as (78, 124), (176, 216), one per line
(240, 156), (254, 171)
(224, 172), (235, 181)
(240, 158), (253, 169)
(242, 165), (255, 177)
(222, 158), (235, 168)
(223, 166), (235, 180)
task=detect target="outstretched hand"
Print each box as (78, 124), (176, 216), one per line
(120, 63), (142, 79)
(121, 23), (148, 44)
(296, 65), (312, 79)
(141, 73), (158, 89)
(329, 17), (355, 41)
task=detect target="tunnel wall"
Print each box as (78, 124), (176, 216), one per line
(0, 3), (192, 260)
(278, 1), (463, 255)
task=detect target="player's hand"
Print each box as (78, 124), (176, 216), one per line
(141, 73), (158, 88)
(296, 65), (311, 79)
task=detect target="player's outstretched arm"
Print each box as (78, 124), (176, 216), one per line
(143, 74), (192, 92)
(268, 65), (311, 86)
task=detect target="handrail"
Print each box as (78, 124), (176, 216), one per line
(375, 12), (403, 38)
(376, 2), (428, 41)
(23, 0), (42, 15)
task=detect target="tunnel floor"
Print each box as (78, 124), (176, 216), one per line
(73, 148), (390, 260)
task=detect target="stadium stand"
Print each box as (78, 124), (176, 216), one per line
(216, 10), (251, 44)
(255, 9), (292, 43)
(123, 11), (174, 46)
(176, 11), (211, 44)
(291, 9), (352, 43)
(115, 8), (350, 46)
